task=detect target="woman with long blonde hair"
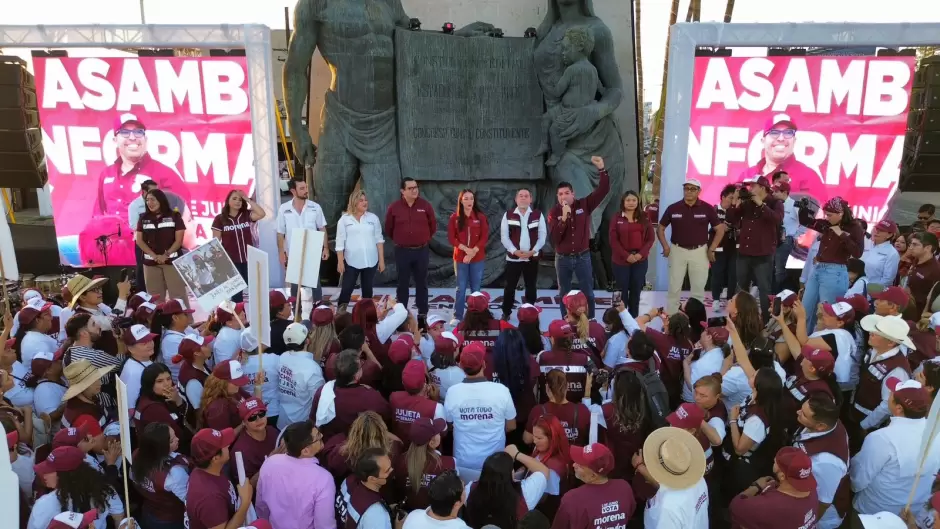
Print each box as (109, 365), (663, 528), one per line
(307, 304), (340, 363)
(324, 410), (403, 480)
(395, 417), (454, 511)
(335, 189), (386, 312)
(561, 291), (607, 368)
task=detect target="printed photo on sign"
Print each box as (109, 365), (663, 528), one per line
(686, 55), (915, 266)
(173, 238), (247, 312)
(33, 56), (254, 268)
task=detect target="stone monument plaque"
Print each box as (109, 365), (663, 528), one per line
(395, 30), (544, 182)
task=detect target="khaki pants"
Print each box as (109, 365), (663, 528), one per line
(667, 245), (708, 312)
(144, 264), (189, 305)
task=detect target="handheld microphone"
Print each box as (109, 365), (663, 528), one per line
(117, 223), (122, 238)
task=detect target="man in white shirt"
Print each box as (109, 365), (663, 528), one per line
(276, 178), (329, 303)
(499, 188), (547, 320)
(212, 302), (245, 367)
(862, 220), (902, 289)
(793, 394), (850, 529)
(403, 470), (470, 529)
(851, 378), (940, 520)
(276, 323), (325, 429)
(638, 427), (709, 529)
(443, 343), (516, 482)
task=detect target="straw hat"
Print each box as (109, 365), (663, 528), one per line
(860, 314), (915, 350)
(62, 360), (115, 401)
(642, 426), (706, 490)
(65, 275), (108, 309)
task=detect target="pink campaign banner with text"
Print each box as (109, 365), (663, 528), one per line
(687, 55), (915, 261)
(34, 56), (255, 268)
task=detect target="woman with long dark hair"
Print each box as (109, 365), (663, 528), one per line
(458, 292), (514, 359)
(134, 363), (190, 453)
(131, 422), (190, 529)
(464, 448), (549, 529)
(525, 369), (590, 447)
(536, 320), (593, 403)
(682, 297), (708, 343)
(609, 190), (654, 317)
(645, 310), (694, 406)
(598, 370), (652, 482)
(211, 189), (266, 302)
(724, 367), (786, 495)
(136, 188), (188, 303)
(28, 446), (125, 529)
(350, 298), (408, 363)
(527, 414), (571, 518)
(516, 304), (549, 357)
(492, 329), (537, 445)
(447, 189), (489, 325)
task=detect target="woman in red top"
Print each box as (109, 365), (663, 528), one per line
(211, 189), (266, 302)
(458, 292), (515, 359)
(136, 189), (188, 304)
(447, 189), (490, 323)
(609, 191), (655, 317)
(528, 414), (571, 519)
(198, 359), (250, 432)
(599, 370), (653, 485)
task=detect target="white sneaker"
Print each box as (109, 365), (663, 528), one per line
(712, 300), (721, 313)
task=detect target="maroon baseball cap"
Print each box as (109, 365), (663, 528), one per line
(872, 287), (910, 308)
(269, 291), (296, 309)
(122, 324), (158, 346)
(775, 447), (816, 492)
(401, 360), (428, 391)
(764, 114), (797, 133)
(667, 403), (705, 429)
(563, 291), (588, 312)
(703, 326), (729, 345)
(752, 176), (773, 190)
(459, 342), (486, 371)
(570, 443), (615, 476)
(837, 295), (869, 319)
(52, 423), (90, 448)
(238, 397), (267, 421)
(544, 320), (575, 340)
(875, 219), (898, 234)
(191, 427), (236, 463)
(158, 299), (195, 315)
(388, 334), (416, 365)
(46, 510), (99, 529)
(34, 446), (85, 475)
(239, 520), (274, 529)
(310, 305), (334, 327)
(777, 289), (798, 308)
(172, 334), (214, 364)
(128, 292), (160, 312)
(517, 303), (541, 324)
(801, 345), (834, 376)
(212, 359), (250, 386)
(466, 292), (491, 313)
(434, 332), (460, 357)
(887, 377), (930, 413)
(216, 302), (246, 326)
(410, 417), (447, 446)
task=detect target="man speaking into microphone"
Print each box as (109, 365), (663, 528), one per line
(549, 155), (610, 319)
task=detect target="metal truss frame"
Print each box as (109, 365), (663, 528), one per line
(0, 24), (283, 284)
(654, 22), (940, 290)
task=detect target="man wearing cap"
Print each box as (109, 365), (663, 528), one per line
(658, 178), (726, 312)
(231, 398), (278, 485)
(156, 299), (199, 381)
(500, 187), (547, 321)
(389, 360), (446, 442)
(548, 156), (610, 320)
(268, 291), (296, 354)
(854, 315), (915, 431)
(277, 322), (326, 430)
(238, 329), (281, 426)
(729, 446), (819, 529)
(276, 178), (329, 304)
(792, 394), (851, 529)
(186, 428), (253, 529)
(256, 421), (333, 529)
(312, 349), (392, 440)
(665, 403), (718, 477)
(862, 220), (902, 289)
(851, 378), (940, 519)
(443, 342), (517, 481)
(738, 115), (825, 201)
(213, 302), (247, 366)
(118, 324), (158, 410)
(635, 427), (709, 529)
(727, 176), (785, 321)
(552, 443), (635, 529)
(900, 232), (940, 317)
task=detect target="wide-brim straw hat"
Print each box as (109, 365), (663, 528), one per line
(66, 275), (109, 309)
(642, 426), (707, 490)
(860, 314), (916, 350)
(62, 359), (115, 401)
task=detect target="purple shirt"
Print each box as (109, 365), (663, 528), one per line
(256, 454), (337, 529)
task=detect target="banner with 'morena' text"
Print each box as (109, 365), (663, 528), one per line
(688, 56), (915, 262)
(34, 56), (254, 268)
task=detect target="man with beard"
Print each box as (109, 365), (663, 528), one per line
(738, 115), (825, 201)
(276, 178), (329, 303)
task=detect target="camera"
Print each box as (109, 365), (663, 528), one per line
(737, 187), (752, 201)
(796, 197), (811, 209)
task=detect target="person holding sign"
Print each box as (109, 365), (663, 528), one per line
(136, 189), (189, 306)
(276, 178), (329, 303)
(212, 189), (267, 303)
(335, 189), (386, 312)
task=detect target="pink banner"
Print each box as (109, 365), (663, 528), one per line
(688, 55), (915, 259)
(34, 56), (254, 268)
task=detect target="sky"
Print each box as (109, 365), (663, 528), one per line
(3, 0), (940, 111)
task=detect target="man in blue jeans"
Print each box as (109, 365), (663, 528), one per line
(548, 155), (610, 319)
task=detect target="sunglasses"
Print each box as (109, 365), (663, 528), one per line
(247, 411), (266, 422)
(766, 129), (796, 139)
(117, 129), (146, 138)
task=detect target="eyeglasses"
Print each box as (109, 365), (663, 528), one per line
(766, 129), (796, 139)
(405, 186), (419, 191)
(683, 186), (699, 192)
(247, 411), (266, 422)
(117, 129), (146, 138)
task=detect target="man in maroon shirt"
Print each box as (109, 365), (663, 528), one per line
(726, 176), (785, 321)
(552, 443), (636, 529)
(385, 177), (437, 317)
(311, 349), (393, 440)
(657, 178), (726, 312)
(737, 115), (826, 203)
(186, 427), (253, 529)
(548, 155), (610, 319)
(901, 232), (940, 318)
(729, 446), (819, 529)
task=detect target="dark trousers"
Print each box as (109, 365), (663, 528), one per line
(556, 251), (596, 319)
(395, 245), (430, 314)
(613, 259), (648, 317)
(501, 259), (539, 316)
(135, 244), (147, 291)
(710, 249), (737, 301)
(737, 254), (773, 320)
(773, 236), (794, 292)
(231, 261), (248, 302)
(338, 263), (378, 305)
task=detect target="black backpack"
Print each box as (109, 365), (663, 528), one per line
(638, 358), (670, 428)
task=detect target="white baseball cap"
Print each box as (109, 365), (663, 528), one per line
(684, 179), (702, 189)
(239, 329), (259, 351)
(284, 322), (308, 345)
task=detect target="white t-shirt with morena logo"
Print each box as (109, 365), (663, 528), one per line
(644, 479), (709, 529)
(443, 379), (516, 472)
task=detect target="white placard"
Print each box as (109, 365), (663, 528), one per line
(0, 198), (18, 281)
(0, 421), (18, 527)
(589, 410), (599, 445)
(115, 378), (133, 466)
(172, 238), (248, 312)
(247, 246), (271, 347)
(235, 451), (247, 486)
(284, 229), (324, 289)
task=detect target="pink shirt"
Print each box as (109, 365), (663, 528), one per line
(256, 454), (337, 529)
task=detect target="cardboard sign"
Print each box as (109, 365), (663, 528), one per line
(173, 238), (247, 312)
(247, 246), (271, 347)
(115, 378), (133, 466)
(285, 229), (324, 289)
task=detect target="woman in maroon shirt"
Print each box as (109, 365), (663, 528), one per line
(61, 359), (113, 428)
(135, 363), (191, 453)
(528, 414), (571, 519)
(211, 189), (266, 302)
(395, 417), (454, 511)
(136, 188), (188, 304)
(458, 292), (515, 360)
(447, 189), (490, 323)
(599, 370), (653, 487)
(198, 359), (250, 432)
(562, 291), (607, 368)
(645, 311), (694, 408)
(229, 397), (277, 484)
(609, 191), (655, 317)
(131, 421), (191, 529)
(525, 369), (590, 447)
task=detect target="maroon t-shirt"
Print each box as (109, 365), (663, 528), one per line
(599, 402), (648, 482)
(393, 452), (457, 511)
(229, 425), (278, 482)
(138, 210), (186, 265)
(644, 328), (692, 403)
(904, 257), (940, 316)
(324, 352), (382, 386)
(551, 479), (636, 529)
(537, 349), (591, 402)
(185, 468), (238, 529)
(202, 396), (242, 432)
(729, 487), (819, 529)
(385, 197), (437, 247)
(526, 401), (591, 447)
(389, 391), (439, 442)
(212, 210), (255, 264)
(570, 322), (608, 368)
(63, 398), (105, 428)
(659, 199), (721, 248)
(312, 383), (393, 440)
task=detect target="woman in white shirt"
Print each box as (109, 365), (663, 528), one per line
(601, 303), (643, 368)
(28, 446), (126, 529)
(335, 190), (386, 311)
(682, 326), (730, 403)
(1, 333), (34, 408)
(463, 447), (550, 528)
(153, 299), (198, 381)
(15, 300), (58, 366)
(118, 324), (158, 411)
